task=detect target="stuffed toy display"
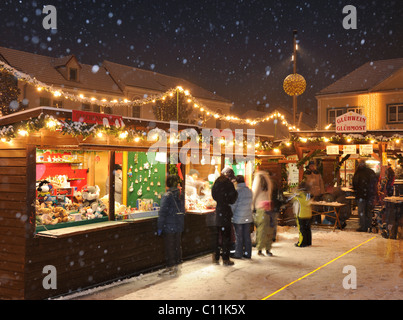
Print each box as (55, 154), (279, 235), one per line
(36, 180), (53, 202)
(80, 185), (107, 219)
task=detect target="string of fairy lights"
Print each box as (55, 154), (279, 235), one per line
(2, 59), (402, 152)
(0, 59), (300, 131)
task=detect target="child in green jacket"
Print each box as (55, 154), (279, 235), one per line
(293, 182), (312, 247)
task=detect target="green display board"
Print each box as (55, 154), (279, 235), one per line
(126, 152), (166, 208)
(225, 159), (246, 176)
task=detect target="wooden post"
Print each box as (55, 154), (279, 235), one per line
(108, 151), (115, 221)
(26, 144), (37, 239)
(293, 30), (298, 126)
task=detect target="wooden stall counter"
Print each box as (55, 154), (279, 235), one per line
(35, 220), (126, 238)
(186, 209), (215, 215)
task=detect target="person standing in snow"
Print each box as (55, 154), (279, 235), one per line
(269, 171), (284, 242)
(157, 175), (185, 277)
(231, 175), (253, 259)
(385, 163), (395, 197)
(252, 170), (275, 256)
(293, 182), (312, 247)
(304, 161), (324, 224)
(352, 160), (378, 232)
(211, 167), (238, 266)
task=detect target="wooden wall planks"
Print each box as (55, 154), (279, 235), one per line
(24, 215), (213, 300)
(0, 144), (28, 300)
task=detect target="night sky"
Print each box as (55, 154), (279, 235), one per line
(1, 0), (403, 121)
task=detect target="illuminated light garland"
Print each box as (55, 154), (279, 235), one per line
(0, 60), (301, 131)
(0, 113), (149, 143)
(2, 112), (402, 156)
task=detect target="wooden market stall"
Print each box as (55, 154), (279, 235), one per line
(290, 129), (399, 188)
(0, 107), (220, 300)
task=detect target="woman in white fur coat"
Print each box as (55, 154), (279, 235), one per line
(252, 170), (275, 256)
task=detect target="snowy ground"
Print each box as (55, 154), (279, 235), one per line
(58, 216), (403, 301)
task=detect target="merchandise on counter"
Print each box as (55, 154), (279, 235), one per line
(35, 184), (108, 227)
(36, 180), (53, 202)
(126, 152), (166, 208)
(185, 192), (216, 211)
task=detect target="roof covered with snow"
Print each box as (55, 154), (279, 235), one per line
(317, 57), (403, 96)
(103, 60), (230, 103)
(0, 46), (230, 103)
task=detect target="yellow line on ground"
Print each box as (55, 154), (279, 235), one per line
(261, 236), (377, 300)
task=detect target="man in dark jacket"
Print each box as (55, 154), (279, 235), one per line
(211, 167), (238, 265)
(157, 175), (185, 276)
(385, 163), (395, 196)
(352, 160), (378, 232)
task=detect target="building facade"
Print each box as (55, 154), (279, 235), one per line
(0, 47), (232, 128)
(316, 58), (403, 131)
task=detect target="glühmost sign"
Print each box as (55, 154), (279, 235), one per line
(336, 112), (367, 133)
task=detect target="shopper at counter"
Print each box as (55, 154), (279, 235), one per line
(304, 161), (325, 224)
(105, 164), (123, 204)
(231, 175), (253, 259)
(157, 174), (185, 277)
(185, 169), (204, 196)
(385, 163), (395, 197)
(352, 160), (378, 232)
(211, 167), (238, 266)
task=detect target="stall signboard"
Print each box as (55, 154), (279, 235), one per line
(326, 145), (339, 155)
(335, 112), (367, 133)
(286, 155), (299, 188)
(72, 110), (124, 127)
(343, 145), (357, 155)
(359, 144), (373, 156)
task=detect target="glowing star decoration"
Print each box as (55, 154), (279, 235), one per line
(283, 73), (306, 96)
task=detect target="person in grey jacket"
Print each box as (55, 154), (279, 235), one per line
(231, 175), (253, 259)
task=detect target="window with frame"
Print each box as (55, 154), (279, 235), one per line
(347, 107), (362, 114)
(132, 105), (141, 118)
(387, 104), (403, 123)
(69, 68), (78, 81)
(52, 100), (63, 108)
(327, 108), (344, 126)
(40, 97), (51, 107)
(82, 103), (91, 111)
(216, 109), (223, 129)
(93, 104), (101, 113)
(102, 106), (112, 114)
